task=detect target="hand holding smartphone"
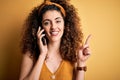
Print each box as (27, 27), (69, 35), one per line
(42, 36), (47, 45)
(37, 26), (48, 54)
(37, 26), (47, 46)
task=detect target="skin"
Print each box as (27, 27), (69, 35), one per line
(19, 10), (91, 80)
(76, 34), (91, 80)
(37, 10), (64, 73)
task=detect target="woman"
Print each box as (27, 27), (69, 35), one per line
(19, 0), (91, 80)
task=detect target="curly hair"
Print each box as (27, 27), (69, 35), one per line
(20, 0), (83, 63)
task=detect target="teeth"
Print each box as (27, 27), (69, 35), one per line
(51, 31), (59, 35)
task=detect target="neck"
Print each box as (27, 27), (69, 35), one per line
(48, 41), (61, 55)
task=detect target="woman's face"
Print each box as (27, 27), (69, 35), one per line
(42, 10), (64, 43)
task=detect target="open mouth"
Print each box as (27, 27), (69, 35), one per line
(50, 31), (59, 36)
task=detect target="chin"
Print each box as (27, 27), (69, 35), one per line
(50, 37), (61, 42)
(48, 33), (63, 42)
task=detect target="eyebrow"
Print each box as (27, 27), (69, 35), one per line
(42, 17), (62, 23)
(42, 19), (50, 23)
(55, 17), (62, 20)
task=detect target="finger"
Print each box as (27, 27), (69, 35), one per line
(83, 44), (89, 49)
(85, 34), (92, 45)
(42, 37), (47, 45)
(39, 34), (45, 39)
(37, 29), (44, 37)
(83, 48), (91, 55)
(39, 34), (46, 44)
(37, 26), (41, 34)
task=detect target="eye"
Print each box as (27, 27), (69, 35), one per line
(56, 20), (61, 23)
(43, 21), (50, 26)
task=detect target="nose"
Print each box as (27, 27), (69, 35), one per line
(51, 21), (56, 29)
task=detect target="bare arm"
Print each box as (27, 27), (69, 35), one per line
(75, 62), (86, 80)
(19, 27), (48, 80)
(19, 52), (33, 80)
(76, 71), (85, 80)
(19, 52), (46, 80)
(75, 35), (91, 80)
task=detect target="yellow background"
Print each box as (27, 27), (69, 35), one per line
(0, 0), (120, 80)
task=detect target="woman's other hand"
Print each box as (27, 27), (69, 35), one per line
(77, 35), (92, 66)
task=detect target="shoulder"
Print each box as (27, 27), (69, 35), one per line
(22, 51), (35, 65)
(19, 51), (35, 80)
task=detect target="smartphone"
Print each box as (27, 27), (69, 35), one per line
(40, 26), (47, 45)
(42, 36), (47, 45)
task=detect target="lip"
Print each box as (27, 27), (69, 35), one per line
(50, 31), (59, 36)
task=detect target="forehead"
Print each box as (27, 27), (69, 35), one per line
(42, 10), (63, 20)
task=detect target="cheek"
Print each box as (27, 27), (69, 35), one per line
(45, 28), (49, 34)
(62, 24), (65, 31)
(42, 27), (49, 34)
(60, 21), (65, 30)
(62, 26), (64, 32)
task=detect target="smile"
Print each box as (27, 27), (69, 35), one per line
(50, 31), (59, 36)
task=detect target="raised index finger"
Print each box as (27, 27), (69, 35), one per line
(85, 34), (92, 45)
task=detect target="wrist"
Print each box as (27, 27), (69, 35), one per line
(77, 61), (86, 67)
(76, 66), (87, 72)
(40, 52), (47, 56)
(39, 53), (47, 59)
